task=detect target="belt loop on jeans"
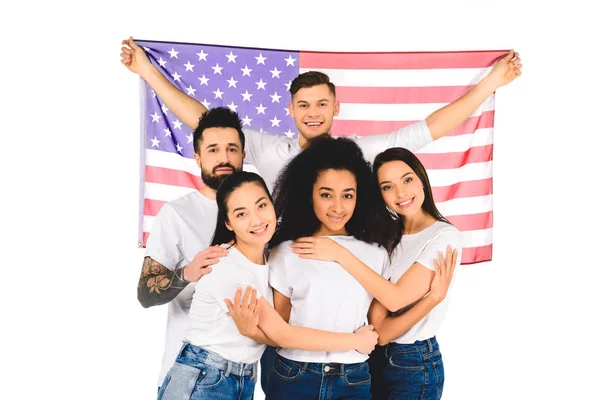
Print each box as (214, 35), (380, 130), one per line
(224, 360), (233, 377)
(301, 362), (308, 373)
(177, 342), (189, 359)
(251, 362), (257, 381)
(426, 338), (433, 352)
(340, 363), (346, 378)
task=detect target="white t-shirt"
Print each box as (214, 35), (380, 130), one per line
(184, 245), (274, 364)
(243, 120), (432, 191)
(144, 191), (218, 386)
(269, 236), (390, 363)
(383, 221), (463, 344)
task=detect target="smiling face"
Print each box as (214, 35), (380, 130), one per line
(194, 127), (244, 190)
(289, 84), (340, 147)
(377, 160), (428, 218)
(224, 181), (276, 247)
(311, 168), (357, 236)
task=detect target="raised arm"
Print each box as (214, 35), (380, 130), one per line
(138, 246), (228, 308)
(292, 238), (457, 312)
(425, 50), (522, 140)
(121, 36), (207, 129)
(367, 251), (455, 345)
(225, 287), (378, 354)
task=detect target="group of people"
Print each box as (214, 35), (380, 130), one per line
(121, 37), (522, 399)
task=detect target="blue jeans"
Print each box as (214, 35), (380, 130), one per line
(157, 343), (257, 400)
(380, 336), (445, 400)
(266, 354), (372, 399)
(260, 345), (276, 394)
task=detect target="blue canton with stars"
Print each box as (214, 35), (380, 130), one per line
(138, 40), (300, 159)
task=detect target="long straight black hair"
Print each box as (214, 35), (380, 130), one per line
(373, 147), (452, 250)
(210, 171), (274, 247)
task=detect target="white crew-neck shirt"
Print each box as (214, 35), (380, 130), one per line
(384, 221), (462, 344)
(184, 245), (274, 364)
(269, 236), (389, 363)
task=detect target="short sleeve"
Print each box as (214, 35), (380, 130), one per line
(144, 203), (184, 271)
(415, 228), (463, 272)
(268, 245), (293, 298)
(243, 128), (285, 166)
(353, 120), (433, 164)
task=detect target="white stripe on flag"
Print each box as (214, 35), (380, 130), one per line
(145, 182), (197, 202)
(418, 128), (493, 154)
(436, 194), (493, 217)
(299, 67), (494, 87)
(337, 96), (495, 121)
(460, 228), (493, 248)
(427, 161), (492, 187)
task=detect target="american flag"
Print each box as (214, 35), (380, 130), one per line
(135, 38), (505, 265)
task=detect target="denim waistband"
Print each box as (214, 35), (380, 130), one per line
(387, 336), (439, 355)
(278, 355), (367, 376)
(178, 342), (258, 380)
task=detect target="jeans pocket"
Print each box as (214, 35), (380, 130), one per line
(195, 363), (225, 389)
(388, 351), (425, 371)
(272, 357), (301, 381)
(344, 363), (371, 386)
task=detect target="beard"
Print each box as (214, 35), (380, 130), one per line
(201, 163), (237, 190)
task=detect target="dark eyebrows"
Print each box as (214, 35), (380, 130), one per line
(319, 187), (356, 192)
(206, 142), (240, 149)
(379, 172), (414, 186)
(232, 197), (267, 213)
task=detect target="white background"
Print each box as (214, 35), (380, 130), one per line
(2, 1), (599, 399)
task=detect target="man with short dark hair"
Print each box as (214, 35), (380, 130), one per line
(137, 106), (246, 390)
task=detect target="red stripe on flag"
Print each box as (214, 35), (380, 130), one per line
(460, 244), (493, 265)
(446, 212), (493, 231)
(145, 165), (204, 190)
(144, 198), (168, 217)
(300, 50), (507, 70)
(418, 144), (493, 170)
(142, 232), (149, 248)
(331, 111), (495, 137)
(336, 85), (475, 104)
(431, 178), (492, 202)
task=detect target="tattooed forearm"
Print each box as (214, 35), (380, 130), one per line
(137, 257), (190, 308)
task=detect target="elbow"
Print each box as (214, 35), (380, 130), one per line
(377, 336), (390, 347)
(137, 289), (154, 309)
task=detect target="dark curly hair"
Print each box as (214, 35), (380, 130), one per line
(269, 135), (398, 253)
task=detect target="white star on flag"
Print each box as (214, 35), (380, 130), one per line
(255, 53), (267, 65)
(284, 55), (296, 66)
(186, 85), (196, 96)
(226, 51), (237, 63)
(270, 92), (281, 103)
(212, 63), (223, 75)
(151, 112), (161, 123)
(241, 65), (252, 76)
(196, 50), (208, 61)
(198, 75), (209, 86)
(270, 116), (281, 127)
(168, 48), (179, 58)
(213, 88), (224, 99)
(151, 136), (161, 147)
(256, 79), (267, 90)
(184, 61), (195, 71)
(255, 104), (267, 114)
(270, 67), (281, 78)
(227, 77), (238, 88)
(173, 119), (183, 130)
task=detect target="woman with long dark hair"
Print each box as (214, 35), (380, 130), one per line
(156, 171), (378, 400)
(292, 147), (461, 400)
(260, 136), (455, 399)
